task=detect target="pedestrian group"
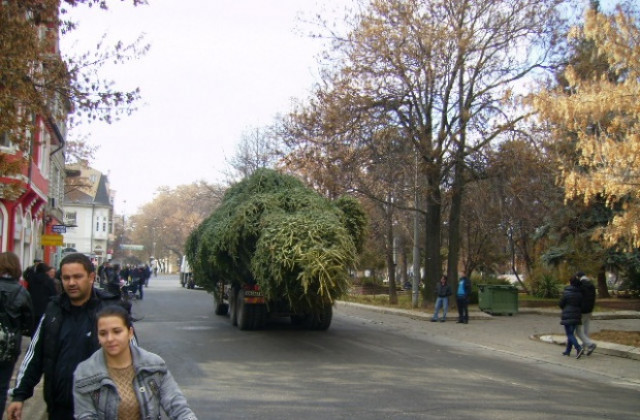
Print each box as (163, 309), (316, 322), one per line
(430, 274), (471, 324)
(430, 270), (599, 360)
(559, 271), (597, 359)
(0, 251), (196, 420)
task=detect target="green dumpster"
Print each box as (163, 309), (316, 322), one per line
(477, 284), (519, 315)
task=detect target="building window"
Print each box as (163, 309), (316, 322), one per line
(102, 221), (106, 232)
(0, 132), (12, 148)
(96, 220), (99, 231)
(65, 212), (77, 226)
(39, 126), (49, 173)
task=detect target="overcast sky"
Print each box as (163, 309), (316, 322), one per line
(61, 1), (354, 215)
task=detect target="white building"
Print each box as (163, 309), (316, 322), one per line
(63, 164), (114, 265)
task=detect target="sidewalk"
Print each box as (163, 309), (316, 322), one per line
(335, 301), (640, 362)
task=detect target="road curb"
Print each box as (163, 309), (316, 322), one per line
(535, 334), (640, 361)
(518, 308), (640, 320)
(335, 300), (493, 321)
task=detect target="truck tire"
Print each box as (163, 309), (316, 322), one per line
(253, 304), (267, 329)
(213, 282), (228, 315)
(310, 305), (333, 330)
(213, 294), (228, 316)
(236, 290), (267, 330)
(236, 290), (251, 330)
(229, 288), (238, 326)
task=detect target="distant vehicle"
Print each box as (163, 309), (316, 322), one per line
(179, 256), (195, 289)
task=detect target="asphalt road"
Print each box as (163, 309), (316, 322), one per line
(132, 275), (639, 420)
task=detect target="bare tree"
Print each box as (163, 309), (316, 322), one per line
(225, 126), (282, 182)
(129, 182), (225, 263)
(283, 0), (569, 304)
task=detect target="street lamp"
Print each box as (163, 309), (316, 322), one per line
(144, 217), (160, 262)
(152, 234), (156, 258)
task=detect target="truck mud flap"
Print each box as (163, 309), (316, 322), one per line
(236, 290), (267, 330)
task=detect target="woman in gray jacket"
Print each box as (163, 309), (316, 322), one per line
(73, 305), (197, 420)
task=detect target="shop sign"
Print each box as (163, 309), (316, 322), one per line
(41, 234), (64, 246)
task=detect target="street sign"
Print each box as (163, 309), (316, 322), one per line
(51, 224), (66, 233)
(41, 234), (64, 246)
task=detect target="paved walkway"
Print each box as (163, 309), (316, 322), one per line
(335, 301), (640, 387)
(337, 301), (640, 359)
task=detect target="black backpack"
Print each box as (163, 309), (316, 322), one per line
(0, 287), (22, 362)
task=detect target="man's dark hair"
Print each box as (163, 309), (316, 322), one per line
(60, 253), (95, 274)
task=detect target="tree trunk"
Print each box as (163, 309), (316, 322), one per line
(412, 203), (422, 308)
(597, 266), (610, 299)
(447, 60), (466, 292)
(385, 212), (398, 304)
(509, 226), (529, 294)
(399, 242), (408, 291)
(412, 157), (423, 307)
(422, 182), (441, 306)
(447, 159), (463, 286)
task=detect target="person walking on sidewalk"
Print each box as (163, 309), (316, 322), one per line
(7, 253), (127, 420)
(27, 263), (58, 328)
(0, 252), (34, 416)
(559, 276), (585, 359)
(431, 275), (452, 322)
(574, 271), (597, 356)
(74, 305), (197, 420)
(456, 275), (471, 324)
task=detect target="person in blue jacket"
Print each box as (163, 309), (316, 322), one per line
(456, 275), (472, 324)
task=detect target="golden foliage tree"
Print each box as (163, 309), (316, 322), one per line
(128, 182), (225, 264)
(533, 5), (640, 250)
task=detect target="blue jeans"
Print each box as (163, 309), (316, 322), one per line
(564, 324), (582, 354)
(432, 297), (448, 320)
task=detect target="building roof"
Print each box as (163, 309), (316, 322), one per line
(64, 164), (112, 206)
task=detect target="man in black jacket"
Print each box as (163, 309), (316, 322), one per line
(7, 253), (124, 420)
(431, 275), (452, 322)
(575, 271), (597, 356)
(21, 258), (42, 287)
